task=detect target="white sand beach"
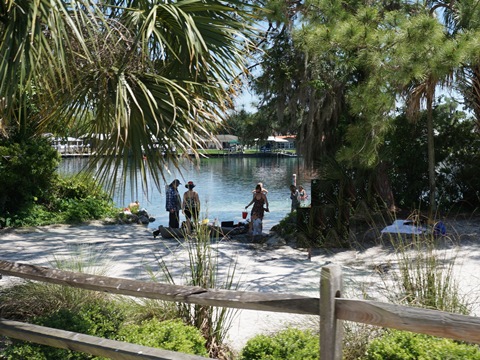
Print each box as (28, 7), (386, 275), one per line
(1, 218), (479, 351)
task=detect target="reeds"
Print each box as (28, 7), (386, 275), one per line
(0, 244), (113, 320)
(379, 220), (471, 315)
(148, 219), (241, 359)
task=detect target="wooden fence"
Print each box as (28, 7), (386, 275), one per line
(1, 259), (480, 360)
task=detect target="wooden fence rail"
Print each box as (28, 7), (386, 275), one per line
(0, 319), (208, 360)
(0, 260), (318, 315)
(1, 260), (480, 360)
(322, 265), (480, 359)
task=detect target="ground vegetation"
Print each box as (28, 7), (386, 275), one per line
(0, 135), (117, 228)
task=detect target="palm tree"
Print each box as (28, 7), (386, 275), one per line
(0, 0), (254, 195)
(428, 0), (480, 132)
(395, 14), (460, 216)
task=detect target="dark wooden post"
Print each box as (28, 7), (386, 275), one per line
(320, 265), (343, 360)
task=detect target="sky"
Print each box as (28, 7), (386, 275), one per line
(234, 89), (257, 113)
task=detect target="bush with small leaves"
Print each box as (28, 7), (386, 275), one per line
(240, 328), (319, 360)
(2, 300), (123, 360)
(0, 135), (60, 217)
(365, 330), (480, 360)
(116, 318), (208, 357)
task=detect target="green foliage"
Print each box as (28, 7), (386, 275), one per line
(240, 328), (319, 360)
(0, 135), (60, 214)
(60, 196), (116, 223)
(365, 330), (480, 359)
(7, 203), (64, 227)
(273, 211), (297, 237)
(384, 103), (480, 209)
(223, 109), (259, 146)
(49, 175), (117, 223)
(0, 134), (117, 227)
(0, 248), (122, 360)
(1, 343), (48, 360)
(2, 0), (254, 197)
(2, 300), (123, 360)
(0, 247), (113, 321)
(1, 171), (117, 227)
(116, 319), (208, 357)
(38, 302), (124, 339)
(151, 221), (239, 358)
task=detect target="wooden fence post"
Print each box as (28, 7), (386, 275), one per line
(320, 264), (343, 360)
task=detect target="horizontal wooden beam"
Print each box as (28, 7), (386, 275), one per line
(0, 260), (319, 315)
(336, 298), (480, 344)
(0, 318), (208, 360)
(5, 259), (479, 348)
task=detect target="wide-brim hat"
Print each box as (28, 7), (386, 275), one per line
(185, 181), (196, 188)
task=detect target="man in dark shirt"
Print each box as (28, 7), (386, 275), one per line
(165, 179), (181, 228)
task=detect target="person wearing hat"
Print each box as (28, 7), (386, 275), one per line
(182, 181), (200, 233)
(166, 179), (182, 228)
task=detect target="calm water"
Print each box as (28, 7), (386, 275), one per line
(58, 156), (312, 231)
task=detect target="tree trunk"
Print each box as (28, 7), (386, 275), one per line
(470, 65), (480, 133)
(427, 97), (436, 217)
(373, 161), (396, 211)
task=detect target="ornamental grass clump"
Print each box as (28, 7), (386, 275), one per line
(148, 218), (241, 359)
(0, 246), (120, 360)
(380, 227), (470, 314)
(0, 245), (113, 321)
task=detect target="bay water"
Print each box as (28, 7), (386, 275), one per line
(58, 156), (312, 231)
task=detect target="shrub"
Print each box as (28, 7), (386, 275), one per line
(37, 301), (124, 339)
(116, 319), (208, 357)
(240, 328), (319, 360)
(0, 135), (60, 215)
(2, 300), (123, 360)
(50, 176), (117, 224)
(0, 249), (122, 359)
(272, 211), (297, 237)
(1, 173), (118, 227)
(53, 175), (110, 202)
(0, 133), (117, 227)
(6, 203), (64, 227)
(365, 330), (480, 359)
(60, 196), (116, 223)
(384, 105), (480, 210)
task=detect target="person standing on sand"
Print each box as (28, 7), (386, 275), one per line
(166, 179), (182, 228)
(246, 184), (269, 235)
(182, 181), (200, 233)
(298, 185), (308, 207)
(290, 185), (299, 212)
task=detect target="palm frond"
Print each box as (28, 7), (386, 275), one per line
(0, 0), (255, 196)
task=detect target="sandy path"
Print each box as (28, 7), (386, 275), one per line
(1, 218), (479, 351)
